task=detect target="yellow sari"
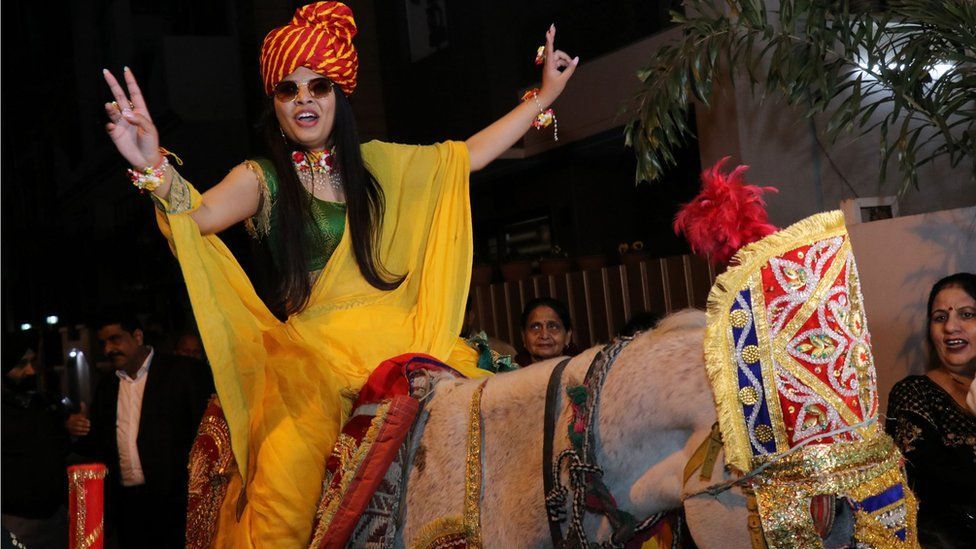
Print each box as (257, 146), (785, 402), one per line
(155, 140), (488, 547)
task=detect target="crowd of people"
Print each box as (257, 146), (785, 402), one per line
(3, 314), (213, 548)
(4, 275), (972, 546)
(1, 1), (972, 547)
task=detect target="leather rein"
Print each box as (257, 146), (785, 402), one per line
(540, 338), (669, 548)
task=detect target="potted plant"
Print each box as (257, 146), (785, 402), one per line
(539, 245), (573, 276)
(626, 1), (975, 193)
(619, 241), (648, 267)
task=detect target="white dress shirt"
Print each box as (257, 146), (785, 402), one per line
(116, 348), (153, 487)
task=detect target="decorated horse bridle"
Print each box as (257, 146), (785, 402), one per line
(541, 337), (673, 548)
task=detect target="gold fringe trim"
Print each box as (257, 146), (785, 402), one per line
(704, 211), (849, 472)
(411, 380), (488, 549)
(309, 400), (393, 548)
(411, 517), (467, 549)
(243, 160), (272, 239)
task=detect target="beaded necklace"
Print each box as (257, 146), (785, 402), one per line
(292, 149), (341, 193)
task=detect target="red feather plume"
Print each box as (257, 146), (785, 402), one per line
(674, 157), (778, 265)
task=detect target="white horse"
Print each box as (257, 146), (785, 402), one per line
(401, 309), (755, 548)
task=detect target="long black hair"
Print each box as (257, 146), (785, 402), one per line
(261, 87), (403, 318)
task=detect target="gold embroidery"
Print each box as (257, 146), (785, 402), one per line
(754, 425), (774, 444)
(750, 276), (789, 454)
(741, 345), (761, 364)
(739, 387), (760, 406)
(730, 309), (749, 328)
(151, 169), (194, 214)
(243, 160), (273, 239)
(68, 466), (107, 549)
(411, 381), (487, 549)
(186, 397), (235, 549)
(752, 436), (917, 548)
(705, 205), (848, 473)
(309, 401), (392, 548)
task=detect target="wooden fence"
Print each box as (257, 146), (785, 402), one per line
(469, 255), (720, 351)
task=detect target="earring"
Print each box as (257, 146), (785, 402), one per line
(279, 126), (288, 141)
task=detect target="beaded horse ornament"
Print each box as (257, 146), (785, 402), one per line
(674, 159), (918, 547)
(702, 211), (918, 547)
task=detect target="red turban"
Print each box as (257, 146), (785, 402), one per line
(260, 2), (358, 97)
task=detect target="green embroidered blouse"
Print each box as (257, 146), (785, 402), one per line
(245, 158), (346, 272)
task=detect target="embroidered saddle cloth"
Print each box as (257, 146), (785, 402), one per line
(185, 354), (465, 549)
(703, 211), (918, 548)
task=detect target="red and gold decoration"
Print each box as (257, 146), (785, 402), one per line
(292, 148), (341, 193)
(128, 157), (169, 193)
(292, 149), (336, 174)
(521, 88), (558, 141)
(309, 354), (468, 548)
(127, 147), (183, 194)
(534, 45), (546, 65)
(68, 464), (107, 549)
(185, 396), (236, 549)
(701, 210), (918, 547)
(260, 1), (359, 97)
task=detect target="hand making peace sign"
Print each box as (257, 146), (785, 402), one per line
(102, 67), (162, 169)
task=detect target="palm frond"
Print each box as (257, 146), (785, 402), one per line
(627, 0), (976, 190)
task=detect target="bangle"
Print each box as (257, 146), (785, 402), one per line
(128, 157), (169, 192)
(521, 88), (558, 141)
(126, 147), (182, 193)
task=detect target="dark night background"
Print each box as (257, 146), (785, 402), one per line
(2, 0), (700, 354)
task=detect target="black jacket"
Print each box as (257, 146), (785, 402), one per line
(77, 352), (214, 499)
(1, 387), (70, 518)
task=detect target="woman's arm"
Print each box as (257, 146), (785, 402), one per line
(102, 68), (261, 235)
(465, 25), (578, 172)
(183, 164), (263, 235)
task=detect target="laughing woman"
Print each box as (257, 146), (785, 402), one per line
(885, 273), (976, 548)
(101, 2), (576, 546)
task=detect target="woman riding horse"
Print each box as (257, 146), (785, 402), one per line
(101, 2), (577, 545)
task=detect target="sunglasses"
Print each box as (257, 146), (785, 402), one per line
(272, 78), (334, 102)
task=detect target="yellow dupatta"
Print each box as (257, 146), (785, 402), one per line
(155, 140), (488, 547)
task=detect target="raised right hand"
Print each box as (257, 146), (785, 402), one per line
(103, 67), (162, 169)
(65, 402), (91, 437)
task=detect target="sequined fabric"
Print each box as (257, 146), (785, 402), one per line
(752, 436), (917, 547)
(185, 396), (235, 549)
(885, 375), (976, 547)
(703, 211), (919, 547)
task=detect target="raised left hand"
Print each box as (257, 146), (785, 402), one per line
(539, 24), (578, 106)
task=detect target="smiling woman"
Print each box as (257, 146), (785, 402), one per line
(520, 297), (574, 364)
(885, 272), (976, 548)
(99, 1), (577, 546)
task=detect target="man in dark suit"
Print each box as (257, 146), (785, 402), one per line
(66, 312), (213, 548)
